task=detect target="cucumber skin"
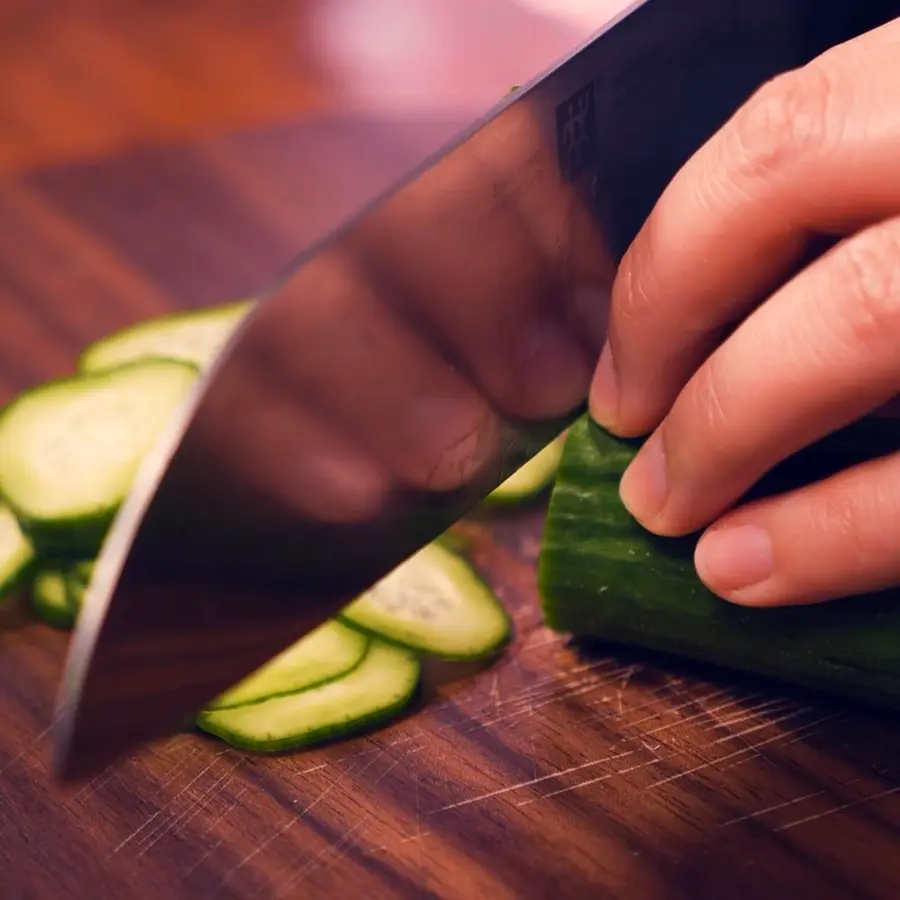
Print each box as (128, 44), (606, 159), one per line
(77, 299), (251, 373)
(336, 544), (513, 661)
(196, 645), (421, 753)
(0, 359), (199, 560)
(538, 416), (900, 712)
(30, 570), (76, 630)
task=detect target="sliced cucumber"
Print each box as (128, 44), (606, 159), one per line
(64, 564), (90, 616)
(0, 359), (199, 557)
(0, 504), (34, 602)
(206, 620), (369, 711)
(339, 543), (511, 660)
(197, 639), (420, 752)
(79, 300), (251, 373)
(483, 433), (565, 506)
(31, 569), (76, 630)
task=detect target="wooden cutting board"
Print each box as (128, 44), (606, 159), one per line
(0, 114), (898, 900)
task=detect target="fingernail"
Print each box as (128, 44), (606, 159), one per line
(619, 431), (668, 524)
(589, 342), (618, 427)
(695, 525), (774, 594)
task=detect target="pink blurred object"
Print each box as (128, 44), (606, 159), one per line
(307, 0), (637, 115)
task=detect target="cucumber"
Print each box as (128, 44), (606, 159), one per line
(0, 503), (34, 602)
(483, 433), (565, 506)
(64, 564), (90, 616)
(206, 620), (369, 711)
(538, 416), (900, 710)
(196, 639), (420, 752)
(0, 359), (199, 557)
(79, 300), (251, 373)
(339, 542), (511, 660)
(31, 569), (77, 630)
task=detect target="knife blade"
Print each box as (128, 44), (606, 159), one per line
(52, 0), (817, 782)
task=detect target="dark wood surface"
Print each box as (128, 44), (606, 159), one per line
(0, 111), (898, 900)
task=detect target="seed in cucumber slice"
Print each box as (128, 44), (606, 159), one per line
(339, 542), (511, 660)
(196, 639), (420, 752)
(31, 569), (77, 630)
(483, 433), (565, 507)
(206, 620), (370, 711)
(78, 300), (251, 373)
(0, 504), (34, 603)
(0, 359), (199, 557)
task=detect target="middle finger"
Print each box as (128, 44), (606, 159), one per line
(619, 212), (900, 536)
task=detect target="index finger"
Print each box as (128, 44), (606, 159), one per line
(590, 23), (900, 438)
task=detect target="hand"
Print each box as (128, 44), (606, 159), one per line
(589, 18), (900, 609)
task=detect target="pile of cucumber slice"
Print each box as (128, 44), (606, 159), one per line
(0, 299), (564, 754)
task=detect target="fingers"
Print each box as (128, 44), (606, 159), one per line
(250, 247), (500, 493)
(693, 449), (900, 607)
(617, 213), (900, 537)
(350, 101), (604, 423)
(591, 28), (900, 437)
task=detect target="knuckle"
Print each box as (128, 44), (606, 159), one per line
(686, 352), (733, 444)
(837, 223), (900, 348)
(728, 62), (838, 183)
(615, 226), (659, 329)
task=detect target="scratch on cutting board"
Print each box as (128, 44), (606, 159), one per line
(107, 750), (233, 857)
(0, 721), (54, 779)
(644, 712), (831, 791)
(180, 786), (249, 878)
(775, 784), (900, 831)
(272, 752), (411, 898)
(429, 748), (636, 813)
(720, 791), (827, 827)
(215, 746), (391, 893)
(136, 761), (244, 858)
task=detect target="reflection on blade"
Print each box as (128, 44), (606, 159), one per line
(53, 0), (813, 781)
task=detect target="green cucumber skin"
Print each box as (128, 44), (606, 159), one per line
(196, 647), (421, 753)
(538, 416), (900, 712)
(337, 607), (511, 662)
(0, 359), (199, 560)
(78, 299), (251, 373)
(196, 683), (418, 753)
(205, 629), (371, 712)
(30, 570), (77, 630)
(336, 544), (513, 662)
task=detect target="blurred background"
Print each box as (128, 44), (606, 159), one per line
(0, 0), (632, 176)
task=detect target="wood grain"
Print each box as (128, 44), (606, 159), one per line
(0, 111), (898, 900)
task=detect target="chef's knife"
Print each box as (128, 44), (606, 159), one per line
(52, 0), (833, 782)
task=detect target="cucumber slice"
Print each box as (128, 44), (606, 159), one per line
(31, 569), (76, 630)
(197, 639), (420, 752)
(64, 565), (90, 616)
(79, 300), (251, 373)
(483, 434), (565, 506)
(339, 542), (511, 660)
(206, 620), (369, 711)
(0, 359), (199, 557)
(0, 504), (34, 602)
(538, 416), (900, 711)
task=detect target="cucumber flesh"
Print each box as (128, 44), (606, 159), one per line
(538, 416), (900, 711)
(484, 434), (565, 506)
(0, 359), (199, 556)
(206, 620), (369, 710)
(339, 543), (511, 660)
(0, 504), (34, 602)
(79, 300), (251, 373)
(197, 639), (420, 752)
(31, 570), (76, 630)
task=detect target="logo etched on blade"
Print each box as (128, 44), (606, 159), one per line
(556, 82), (598, 181)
